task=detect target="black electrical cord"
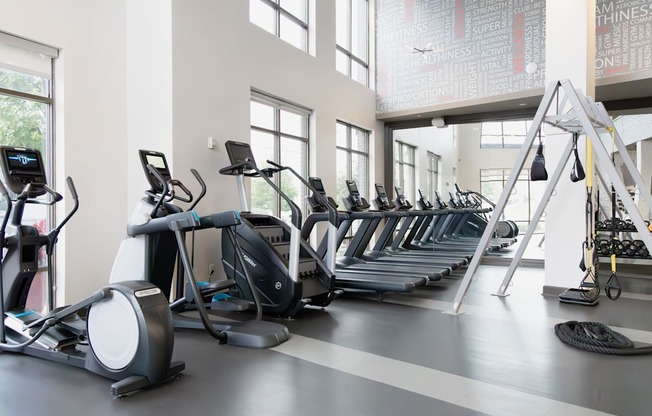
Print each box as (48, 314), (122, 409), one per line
(555, 321), (652, 355)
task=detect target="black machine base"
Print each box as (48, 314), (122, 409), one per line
(559, 288), (600, 306)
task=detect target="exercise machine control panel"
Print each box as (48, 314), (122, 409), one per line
(0, 146), (47, 197)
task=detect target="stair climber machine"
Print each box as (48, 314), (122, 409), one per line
(303, 177), (430, 294)
(219, 141), (337, 318)
(110, 150), (289, 348)
(0, 146), (184, 397)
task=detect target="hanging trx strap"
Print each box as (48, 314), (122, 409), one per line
(530, 129), (548, 181)
(570, 133), (586, 182)
(605, 126), (622, 300)
(578, 136), (599, 302)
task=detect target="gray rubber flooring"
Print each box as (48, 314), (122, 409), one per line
(1, 265), (651, 415)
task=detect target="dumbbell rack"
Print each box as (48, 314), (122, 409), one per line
(445, 79), (652, 315)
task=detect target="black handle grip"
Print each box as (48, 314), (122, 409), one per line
(66, 177), (78, 200)
(266, 159), (283, 169)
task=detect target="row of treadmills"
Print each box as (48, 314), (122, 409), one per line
(301, 178), (517, 295)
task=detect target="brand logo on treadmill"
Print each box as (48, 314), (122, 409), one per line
(242, 254), (257, 268)
(135, 287), (162, 298)
(275, 282), (282, 290)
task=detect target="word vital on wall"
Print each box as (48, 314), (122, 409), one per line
(376, 0), (546, 113)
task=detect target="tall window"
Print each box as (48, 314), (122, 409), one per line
(426, 152), (441, 202)
(480, 169), (546, 234)
(394, 141), (416, 204)
(336, 0), (369, 86)
(336, 121), (369, 251)
(250, 91), (310, 221)
(250, 0), (309, 52)
(480, 120), (536, 148)
(0, 32), (57, 312)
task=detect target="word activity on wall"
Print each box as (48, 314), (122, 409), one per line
(376, 0), (546, 113)
(376, 0), (652, 114)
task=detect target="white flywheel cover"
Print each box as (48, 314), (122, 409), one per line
(87, 290), (140, 370)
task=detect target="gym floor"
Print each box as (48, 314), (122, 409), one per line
(1, 265), (651, 416)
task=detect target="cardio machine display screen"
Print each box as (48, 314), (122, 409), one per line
(139, 150), (171, 192)
(5, 149), (43, 175)
(225, 141), (257, 166)
(418, 189), (426, 199)
(395, 186), (404, 197)
(375, 184), (386, 197)
(310, 178), (325, 192)
(347, 180), (359, 196)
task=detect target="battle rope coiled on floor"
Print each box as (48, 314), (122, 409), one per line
(555, 321), (652, 355)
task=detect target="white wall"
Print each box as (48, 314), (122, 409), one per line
(167, 0), (382, 281)
(0, 1), (129, 304)
(0, 0), (381, 304)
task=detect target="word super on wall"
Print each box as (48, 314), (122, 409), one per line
(376, 0), (546, 113)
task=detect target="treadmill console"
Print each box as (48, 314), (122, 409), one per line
(373, 183), (392, 210)
(434, 190), (447, 209)
(394, 186), (412, 210)
(0, 146), (47, 197)
(307, 177), (338, 212)
(417, 189), (434, 210)
(139, 149), (172, 193)
(344, 180), (370, 211)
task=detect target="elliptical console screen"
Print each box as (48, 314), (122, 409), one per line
(225, 140), (257, 168)
(0, 147), (47, 195)
(139, 149), (171, 193)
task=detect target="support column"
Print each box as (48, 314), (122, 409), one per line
(543, 0), (596, 291)
(637, 139), (652, 220)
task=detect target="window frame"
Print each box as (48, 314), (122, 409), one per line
(336, 0), (370, 86)
(336, 120), (370, 249)
(0, 32), (57, 311)
(480, 120), (536, 149)
(250, 0), (310, 52)
(394, 140), (416, 204)
(250, 90), (311, 219)
(426, 151), (441, 202)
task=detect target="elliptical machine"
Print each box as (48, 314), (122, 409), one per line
(110, 149), (289, 348)
(0, 146), (184, 397)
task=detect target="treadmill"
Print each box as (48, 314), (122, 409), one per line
(302, 177), (431, 293)
(361, 184), (472, 267)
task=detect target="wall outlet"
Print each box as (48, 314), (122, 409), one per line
(208, 264), (215, 277)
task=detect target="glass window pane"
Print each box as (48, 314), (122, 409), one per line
(250, 0), (276, 35)
(482, 122), (502, 136)
(281, 0), (307, 22)
(0, 95), (48, 151)
(280, 15), (307, 51)
(402, 144), (413, 164)
(336, 0), (350, 48)
(279, 137), (307, 220)
(404, 165), (415, 204)
(0, 68), (48, 97)
(351, 0), (368, 60)
(351, 152), (367, 199)
(280, 110), (306, 137)
(351, 127), (367, 152)
(336, 148), (348, 205)
(336, 122), (347, 148)
(481, 135), (502, 148)
(336, 50), (349, 75)
(351, 60), (368, 86)
(250, 131), (275, 215)
(503, 134), (524, 148)
(251, 101), (275, 130)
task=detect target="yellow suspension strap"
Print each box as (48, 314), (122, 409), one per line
(605, 126), (621, 300)
(579, 134), (600, 302)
